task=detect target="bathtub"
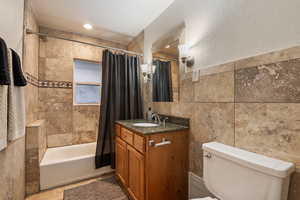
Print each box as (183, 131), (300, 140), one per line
(40, 142), (113, 190)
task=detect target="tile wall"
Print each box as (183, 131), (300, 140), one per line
(38, 27), (127, 147)
(0, 0), (39, 199)
(148, 46), (300, 200)
(25, 120), (46, 195)
(23, 0), (41, 196)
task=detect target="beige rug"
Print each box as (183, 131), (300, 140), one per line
(63, 177), (129, 200)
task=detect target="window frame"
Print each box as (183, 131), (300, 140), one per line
(73, 58), (102, 106)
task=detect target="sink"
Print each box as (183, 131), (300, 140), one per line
(133, 123), (159, 127)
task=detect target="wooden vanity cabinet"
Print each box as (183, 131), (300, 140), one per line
(116, 137), (128, 186)
(127, 145), (145, 200)
(115, 123), (189, 200)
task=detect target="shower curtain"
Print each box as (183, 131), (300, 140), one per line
(95, 50), (143, 169)
(152, 60), (173, 102)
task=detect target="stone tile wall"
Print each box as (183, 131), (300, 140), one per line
(23, 0), (41, 196)
(25, 120), (46, 195)
(127, 31), (144, 54)
(23, 0), (39, 125)
(0, 137), (26, 200)
(0, 0), (39, 199)
(150, 46), (300, 199)
(127, 31), (151, 117)
(38, 27), (127, 147)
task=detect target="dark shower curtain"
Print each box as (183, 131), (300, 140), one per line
(95, 50), (143, 169)
(152, 60), (173, 102)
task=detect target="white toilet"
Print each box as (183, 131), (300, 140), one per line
(192, 142), (295, 200)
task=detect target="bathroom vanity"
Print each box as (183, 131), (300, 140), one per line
(115, 119), (189, 200)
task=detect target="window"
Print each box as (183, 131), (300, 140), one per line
(74, 59), (101, 105)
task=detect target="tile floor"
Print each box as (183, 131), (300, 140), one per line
(26, 174), (114, 200)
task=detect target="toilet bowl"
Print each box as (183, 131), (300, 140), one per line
(191, 142), (295, 200)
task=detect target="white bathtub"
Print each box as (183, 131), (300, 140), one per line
(40, 142), (113, 190)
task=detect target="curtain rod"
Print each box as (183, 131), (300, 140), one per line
(25, 29), (143, 57)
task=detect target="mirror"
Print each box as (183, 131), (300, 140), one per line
(151, 24), (184, 102)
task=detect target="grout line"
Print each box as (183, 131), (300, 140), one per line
(234, 102), (300, 104)
(233, 63), (236, 147)
(188, 101), (300, 104)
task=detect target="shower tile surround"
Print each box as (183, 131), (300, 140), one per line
(22, 1), (45, 196)
(25, 120), (47, 195)
(26, 73), (73, 88)
(37, 27), (127, 148)
(23, 25), (128, 196)
(24, 1), (40, 126)
(146, 45), (300, 199)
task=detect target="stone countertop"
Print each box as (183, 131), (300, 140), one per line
(116, 119), (189, 135)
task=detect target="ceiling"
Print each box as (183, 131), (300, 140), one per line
(31, 0), (174, 45)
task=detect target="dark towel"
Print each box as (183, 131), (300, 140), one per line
(0, 37), (10, 85)
(10, 49), (27, 86)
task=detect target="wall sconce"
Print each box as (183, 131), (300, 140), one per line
(141, 64), (156, 83)
(178, 44), (194, 67)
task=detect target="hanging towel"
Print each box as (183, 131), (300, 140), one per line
(11, 49), (27, 86)
(0, 84), (8, 151)
(0, 37), (9, 151)
(0, 37), (10, 85)
(7, 48), (26, 142)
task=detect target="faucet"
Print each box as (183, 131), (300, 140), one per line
(151, 113), (168, 127)
(151, 113), (161, 125)
(162, 117), (168, 127)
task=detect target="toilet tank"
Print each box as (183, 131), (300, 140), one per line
(202, 142), (295, 200)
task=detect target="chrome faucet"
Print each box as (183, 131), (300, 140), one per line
(151, 113), (161, 125)
(151, 113), (168, 127)
(162, 117), (168, 127)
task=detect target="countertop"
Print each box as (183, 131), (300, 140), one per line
(115, 119), (189, 135)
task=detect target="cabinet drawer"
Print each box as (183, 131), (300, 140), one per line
(134, 134), (145, 153)
(121, 128), (134, 145)
(115, 124), (121, 137)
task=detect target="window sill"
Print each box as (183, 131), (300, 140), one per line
(73, 104), (101, 106)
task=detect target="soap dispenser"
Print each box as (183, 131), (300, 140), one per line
(147, 107), (153, 121)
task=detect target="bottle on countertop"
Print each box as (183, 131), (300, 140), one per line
(147, 107), (153, 121)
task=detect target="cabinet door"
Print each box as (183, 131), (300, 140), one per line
(146, 131), (188, 200)
(116, 137), (128, 186)
(127, 145), (145, 200)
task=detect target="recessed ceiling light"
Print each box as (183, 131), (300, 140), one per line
(165, 45), (170, 48)
(83, 24), (93, 30)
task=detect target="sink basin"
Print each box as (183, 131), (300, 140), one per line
(133, 123), (159, 127)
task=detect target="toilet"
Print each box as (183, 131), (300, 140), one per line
(192, 142), (295, 200)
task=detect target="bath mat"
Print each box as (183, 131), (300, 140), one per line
(63, 177), (129, 200)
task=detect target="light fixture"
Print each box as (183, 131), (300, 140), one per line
(165, 45), (170, 49)
(141, 64), (149, 73)
(152, 64), (156, 73)
(178, 44), (194, 67)
(141, 64), (156, 83)
(83, 24), (93, 30)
